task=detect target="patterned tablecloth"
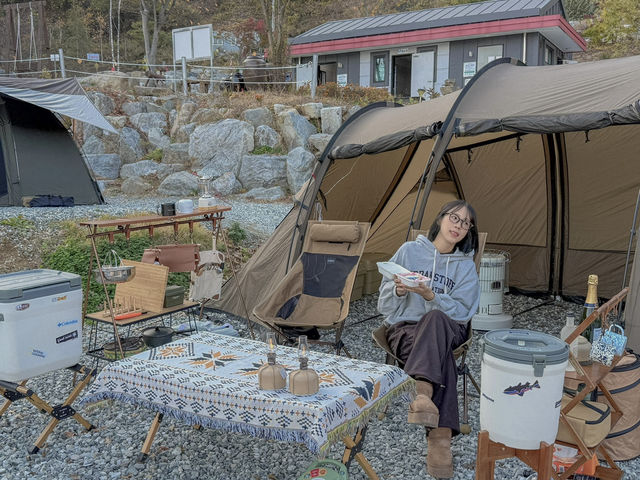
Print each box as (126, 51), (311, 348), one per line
(81, 332), (412, 454)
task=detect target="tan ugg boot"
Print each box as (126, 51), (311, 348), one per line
(426, 427), (453, 478)
(407, 380), (439, 427)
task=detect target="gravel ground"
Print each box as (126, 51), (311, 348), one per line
(1, 197), (639, 480)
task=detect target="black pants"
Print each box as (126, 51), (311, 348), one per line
(386, 310), (468, 434)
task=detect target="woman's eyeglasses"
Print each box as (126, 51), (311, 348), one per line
(446, 212), (473, 230)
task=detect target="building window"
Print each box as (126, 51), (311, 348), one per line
(545, 46), (554, 65)
(477, 45), (503, 70)
(371, 52), (388, 86)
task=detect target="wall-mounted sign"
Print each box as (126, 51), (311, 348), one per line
(337, 73), (348, 87)
(86, 53), (100, 61)
(463, 61), (477, 77)
(393, 46), (416, 55)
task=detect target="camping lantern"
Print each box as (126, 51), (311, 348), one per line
(289, 336), (319, 395)
(258, 333), (286, 390)
(197, 175), (217, 208)
(472, 251), (513, 331)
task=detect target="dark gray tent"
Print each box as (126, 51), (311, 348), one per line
(218, 55), (640, 320)
(0, 77), (116, 206)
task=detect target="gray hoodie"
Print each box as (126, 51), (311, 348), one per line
(377, 235), (480, 325)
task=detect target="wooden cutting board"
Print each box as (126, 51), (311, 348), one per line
(115, 260), (168, 313)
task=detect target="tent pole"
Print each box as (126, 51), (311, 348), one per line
(412, 129), (454, 231)
(622, 188), (640, 290)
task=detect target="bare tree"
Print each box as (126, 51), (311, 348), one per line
(258, 0), (290, 65)
(140, 0), (176, 67)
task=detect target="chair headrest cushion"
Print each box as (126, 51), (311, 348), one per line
(309, 223), (361, 243)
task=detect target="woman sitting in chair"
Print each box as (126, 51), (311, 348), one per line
(377, 200), (480, 479)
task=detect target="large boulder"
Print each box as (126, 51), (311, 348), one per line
(158, 171), (199, 196)
(146, 103), (166, 114)
(307, 133), (332, 155)
(148, 127), (171, 149)
(254, 125), (282, 149)
(276, 110), (317, 150)
(86, 154), (121, 179)
(118, 127), (145, 164)
(346, 105), (362, 119)
(129, 112), (167, 135)
(212, 172), (242, 196)
(189, 119), (254, 177)
(86, 91), (115, 116)
(191, 108), (219, 125)
(121, 101), (147, 116)
(162, 143), (190, 166)
(243, 186), (286, 201)
(286, 147), (315, 194)
(175, 122), (197, 143)
(120, 160), (163, 179)
(321, 106), (342, 135)
(106, 115), (127, 129)
(157, 163), (186, 180)
(273, 104), (294, 115)
(243, 107), (273, 128)
(121, 176), (152, 195)
(300, 102), (323, 119)
(83, 135), (105, 155)
(79, 71), (128, 91)
(170, 101), (197, 138)
(238, 154), (287, 190)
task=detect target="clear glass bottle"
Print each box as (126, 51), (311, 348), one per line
(582, 274), (600, 343)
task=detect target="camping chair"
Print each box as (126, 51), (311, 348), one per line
(371, 231), (487, 434)
(252, 220), (370, 357)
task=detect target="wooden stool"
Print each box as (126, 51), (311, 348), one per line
(476, 430), (554, 480)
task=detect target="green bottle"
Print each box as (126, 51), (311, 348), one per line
(582, 274), (600, 343)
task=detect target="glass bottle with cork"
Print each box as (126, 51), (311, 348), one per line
(582, 274), (600, 343)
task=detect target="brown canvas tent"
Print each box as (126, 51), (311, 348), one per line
(218, 56), (640, 321)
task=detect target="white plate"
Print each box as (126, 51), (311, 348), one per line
(377, 261), (411, 280)
(397, 272), (430, 288)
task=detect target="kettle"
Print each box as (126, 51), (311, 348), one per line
(175, 199), (194, 214)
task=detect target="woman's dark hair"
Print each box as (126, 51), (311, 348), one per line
(427, 200), (479, 254)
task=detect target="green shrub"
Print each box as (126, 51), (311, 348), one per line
(251, 145), (285, 155)
(143, 148), (163, 162)
(0, 215), (33, 229)
(227, 222), (247, 245)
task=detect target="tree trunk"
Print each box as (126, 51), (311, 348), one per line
(140, 0), (151, 66)
(109, 0), (115, 64)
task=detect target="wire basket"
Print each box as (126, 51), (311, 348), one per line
(93, 250), (135, 284)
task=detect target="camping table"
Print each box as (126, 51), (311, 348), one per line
(85, 301), (200, 363)
(80, 332), (413, 479)
(79, 206), (230, 359)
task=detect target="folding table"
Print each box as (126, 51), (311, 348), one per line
(80, 332), (413, 479)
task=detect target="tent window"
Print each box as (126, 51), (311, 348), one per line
(477, 45), (503, 70)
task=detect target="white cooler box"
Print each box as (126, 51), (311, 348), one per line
(0, 269), (82, 381)
(479, 329), (569, 450)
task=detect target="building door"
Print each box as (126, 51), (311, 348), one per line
(319, 63), (337, 84)
(411, 51), (435, 97)
(392, 55), (411, 98)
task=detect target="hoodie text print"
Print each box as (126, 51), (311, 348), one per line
(377, 235), (480, 325)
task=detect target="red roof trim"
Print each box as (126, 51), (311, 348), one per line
(290, 15), (586, 55)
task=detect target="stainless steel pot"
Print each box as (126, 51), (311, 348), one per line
(141, 326), (174, 348)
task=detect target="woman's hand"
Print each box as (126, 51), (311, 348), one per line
(403, 282), (436, 301)
(393, 275), (408, 297)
